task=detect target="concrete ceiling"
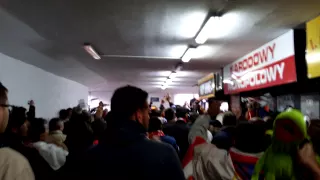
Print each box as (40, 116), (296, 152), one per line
(0, 0), (320, 98)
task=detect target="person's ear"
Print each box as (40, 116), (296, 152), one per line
(136, 110), (142, 122)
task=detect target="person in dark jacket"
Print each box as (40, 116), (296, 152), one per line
(148, 116), (179, 153)
(5, 106), (56, 180)
(63, 85), (184, 180)
(212, 111), (237, 150)
(163, 107), (190, 160)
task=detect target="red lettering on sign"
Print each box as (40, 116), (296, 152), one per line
(239, 61), (243, 72)
(259, 49), (268, 64)
(253, 52), (259, 66)
(232, 43), (277, 73)
(248, 56), (253, 68)
(269, 43), (276, 59)
(243, 59), (248, 71)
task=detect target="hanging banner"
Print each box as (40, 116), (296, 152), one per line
(306, 15), (320, 78)
(223, 30), (297, 94)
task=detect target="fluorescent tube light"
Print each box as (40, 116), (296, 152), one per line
(181, 48), (197, 62)
(166, 78), (173, 84)
(84, 44), (101, 60)
(169, 72), (177, 79)
(195, 16), (221, 44)
(161, 84), (168, 90)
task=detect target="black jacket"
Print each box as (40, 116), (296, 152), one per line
(63, 119), (184, 180)
(163, 120), (190, 160)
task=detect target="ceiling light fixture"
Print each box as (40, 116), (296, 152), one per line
(166, 78), (173, 84)
(161, 84), (168, 90)
(181, 48), (197, 63)
(195, 16), (221, 44)
(83, 44), (101, 60)
(169, 72), (177, 79)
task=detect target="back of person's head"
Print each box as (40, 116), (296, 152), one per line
(0, 82), (8, 105)
(0, 82), (8, 133)
(7, 106), (27, 131)
(176, 107), (188, 119)
(148, 117), (162, 132)
(150, 109), (161, 117)
(207, 98), (221, 118)
(234, 121), (267, 153)
(29, 118), (48, 142)
(111, 85), (149, 126)
(59, 109), (68, 120)
(49, 118), (63, 132)
(222, 111), (237, 127)
(189, 112), (199, 124)
(65, 112), (94, 154)
(164, 108), (175, 121)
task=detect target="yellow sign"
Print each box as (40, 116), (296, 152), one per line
(307, 15), (320, 78)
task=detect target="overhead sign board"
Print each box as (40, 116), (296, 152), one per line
(223, 30), (297, 94)
(198, 73), (215, 99)
(306, 15), (320, 78)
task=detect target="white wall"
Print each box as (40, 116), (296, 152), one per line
(0, 52), (89, 119)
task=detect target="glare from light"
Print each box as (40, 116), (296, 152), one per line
(223, 79), (234, 85)
(161, 85), (167, 90)
(192, 45), (221, 59)
(166, 78), (173, 84)
(211, 82), (215, 89)
(182, 48), (197, 62)
(167, 45), (189, 58)
(195, 16), (221, 44)
(220, 102), (229, 112)
(306, 52), (320, 64)
(174, 11), (207, 39)
(169, 72), (178, 79)
(231, 74), (237, 79)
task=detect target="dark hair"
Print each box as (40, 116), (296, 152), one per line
(165, 108), (175, 121)
(176, 107), (188, 118)
(8, 106), (27, 130)
(111, 85), (148, 120)
(59, 109), (68, 120)
(29, 118), (47, 142)
(148, 117), (162, 132)
(264, 116), (274, 130)
(0, 82), (8, 104)
(49, 118), (62, 132)
(210, 120), (222, 128)
(222, 111), (237, 126)
(150, 109), (161, 117)
(234, 122), (267, 153)
(65, 112), (94, 154)
(189, 112), (199, 124)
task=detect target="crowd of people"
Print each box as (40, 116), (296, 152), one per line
(0, 82), (320, 180)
